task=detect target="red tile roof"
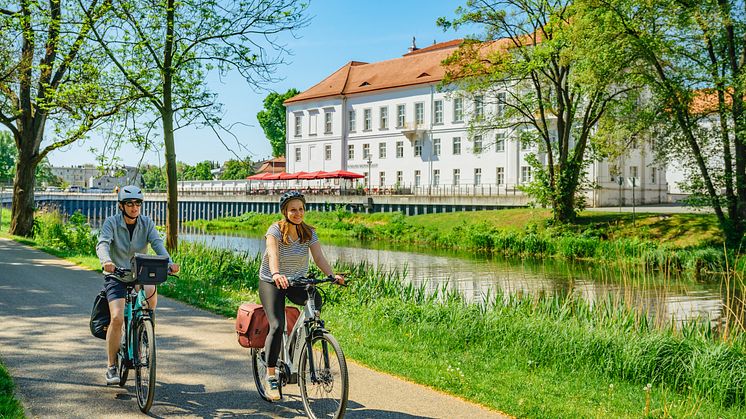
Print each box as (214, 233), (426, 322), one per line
(285, 40), (466, 104)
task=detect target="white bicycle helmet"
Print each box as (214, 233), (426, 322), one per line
(118, 185), (144, 202)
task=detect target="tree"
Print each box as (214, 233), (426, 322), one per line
(585, 0), (746, 246)
(193, 161), (214, 181)
(220, 159), (253, 180)
(257, 88), (299, 157)
(439, 0), (635, 223)
(0, 0), (134, 236)
(141, 164), (166, 191)
(0, 131), (13, 185)
(86, 0), (310, 251)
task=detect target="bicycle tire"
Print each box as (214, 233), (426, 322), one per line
(250, 348), (273, 402)
(299, 332), (348, 419)
(134, 318), (156, 413)
(118, 324), (129, 387)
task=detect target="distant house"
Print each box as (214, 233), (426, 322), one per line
(51, 165), (142, 190)
(252, 156), (286, 176)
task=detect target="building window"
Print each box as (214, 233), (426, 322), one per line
(295, 147), (301, 162)
(396, 104), (406, 128)
(434, 100), (443, 124)
(415, 102), (424, 125)
(380, 106), (388, 129)
(324, 144), (331, 160)
(415, 170), (421, 186)
(348, 110), (356, 132)
(396, 171), (403, 185)
(496, 133), (505, 152)
(364, 108), (372, 131)
(309, 112), (318, 135)
(497, 92), (506, 117)
(379, 142), (387, 159)
(433, 169), (440, 186)
(396, 141), (404, 158)
(474, 135), (482, 153)
(474, 168), (482, 185)
(453, 169), (461, 185)
(348, 144), (355, 160)
(294, 114), (302, 137)
(650, 167), (657, 184)
(363, 143), (370, 159)
(520, 138), (530, 151)
(414, 139), (422, 157)
(630, 166), (638, 181)
(496, 167), (504, 185)
(379, 171), (386, 187)
(452, 137), (461, 155)
(324, 111), (333, 134)
(433, 138), (441, 156)
(521, 166), (532, 183)
(474, 95), (484, 118)
(453, 98), (463, 122)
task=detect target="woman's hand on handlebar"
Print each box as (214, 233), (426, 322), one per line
(273, 272), (289, 289)
(332, 274), (345, 286)
(168, 263), (180, 274)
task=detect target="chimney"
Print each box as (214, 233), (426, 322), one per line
(407, 36), (419, 54)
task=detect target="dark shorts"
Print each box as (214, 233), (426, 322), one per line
(104, 276), (129, 302)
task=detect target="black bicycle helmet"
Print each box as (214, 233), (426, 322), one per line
(279, 190), (305, 211)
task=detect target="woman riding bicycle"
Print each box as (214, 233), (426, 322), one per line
(259, 190), (344, 401)
(95, 185), (179, 385)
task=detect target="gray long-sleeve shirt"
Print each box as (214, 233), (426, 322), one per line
(96, 213), (172, 282)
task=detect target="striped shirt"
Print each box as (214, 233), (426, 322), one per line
(259, 223), (318, 283)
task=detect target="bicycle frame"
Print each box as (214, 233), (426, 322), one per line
(278, 284), (328, 386)
(122, 285), (153, 367)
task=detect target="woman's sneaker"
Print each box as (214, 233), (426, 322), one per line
(105, 365), (119, 385)
(266, 375), (281, 401)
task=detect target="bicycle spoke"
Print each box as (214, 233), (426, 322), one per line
(299, 333), (348, 419)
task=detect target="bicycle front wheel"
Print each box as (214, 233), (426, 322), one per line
(134, 318), (156, 413)
(299, 333), (348, 419)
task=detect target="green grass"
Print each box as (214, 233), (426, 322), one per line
(0, 359), (24, 419)
(1, 208), (10, 233)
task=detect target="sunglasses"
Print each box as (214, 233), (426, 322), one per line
(123, 201), (143, 208)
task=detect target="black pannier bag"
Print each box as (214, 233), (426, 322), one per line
(131, 253), (170, 285)
(90, 290), (110, 339)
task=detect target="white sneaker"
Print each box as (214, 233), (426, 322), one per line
(266, 375), (281, 401)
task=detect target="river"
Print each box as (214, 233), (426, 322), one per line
(180, 228), (735, 329)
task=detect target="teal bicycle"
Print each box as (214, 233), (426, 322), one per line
(107, 261), (169, 413)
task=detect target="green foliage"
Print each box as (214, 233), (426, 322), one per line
(219, 159), (253, 180)
(0, 359), (24, 419)
(257, 88), (300, 157)
(141, 164), (166, 191)
(31, 211), (97, 254)
(0, 131), (14, 185)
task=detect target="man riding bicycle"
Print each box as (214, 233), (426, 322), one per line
(95, 185), (179, 385)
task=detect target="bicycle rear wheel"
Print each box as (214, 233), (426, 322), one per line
(134, 318), (156, 413)
(299, 333), (348, 419)
(250, 348), (272, 402)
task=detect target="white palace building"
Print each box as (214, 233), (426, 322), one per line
(284, 39), (667, 207)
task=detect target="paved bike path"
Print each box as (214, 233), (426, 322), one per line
(0, 238), (507, 418)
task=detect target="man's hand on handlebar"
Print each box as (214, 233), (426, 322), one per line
(103, 261), (116, 273)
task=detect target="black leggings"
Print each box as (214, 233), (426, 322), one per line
(258, 280), (323, 368)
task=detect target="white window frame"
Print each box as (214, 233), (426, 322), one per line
(474, 135), (482, 153)
(396, 104), (406, 128)
(348, 110), (356, 132)
(453, 98), (463, 122)
(294, 147), (301, 162)
(363, 108), (372, 131)
(496, 167), (504, 185)
(496, 133), (505, 152)
(474, 168), (482, 185)
(453, 168), (460, 185)
(379, 142), (387, 159)
(324, 111), (333, 134)
(380, 106), (388, 129)
(324, 144), (332, 160)
(348, 144), (355, 160)
(434, 100), (443, 124)
(433, 138), (441, 156)
(414, 139), (422, 157)
(521, 166), (532, 183)
(396, 141), (404, 158)
(452, 137), (461, 155)
(363, 143), (370, 159)
(415, 102), (424, 125)
(294, 114), (302, 137)
(433, 169), (440, 186)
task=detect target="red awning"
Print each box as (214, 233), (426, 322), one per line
(279, 172), (303, 180)
(298, 171), (327, 179)
(319, 170), (365, 179)
(247, 172), (274, 180)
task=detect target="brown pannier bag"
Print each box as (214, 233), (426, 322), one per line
(235, 303), (300, 348)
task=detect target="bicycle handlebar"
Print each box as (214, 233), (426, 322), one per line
(288, 275), (347, 287)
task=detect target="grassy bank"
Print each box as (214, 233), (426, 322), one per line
(0, 359), (24, 419)
(2, 211), (745, 417)
(186, 208), (740, 276)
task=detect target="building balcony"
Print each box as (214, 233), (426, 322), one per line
(400, 122), (426, 141)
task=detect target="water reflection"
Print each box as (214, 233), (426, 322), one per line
(180, 228), (730, 328)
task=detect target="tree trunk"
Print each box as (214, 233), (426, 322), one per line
(10, 151), (37, 237)
(163, 109), (178, 252)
